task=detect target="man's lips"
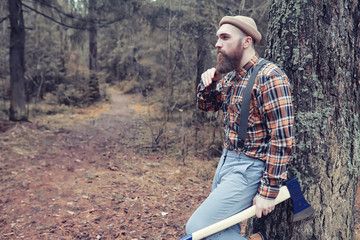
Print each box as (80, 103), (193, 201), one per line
(217, 50), (225, 55)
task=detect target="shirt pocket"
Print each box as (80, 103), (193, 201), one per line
(229, 101), (242, 133)
(234, 99), (257, 129)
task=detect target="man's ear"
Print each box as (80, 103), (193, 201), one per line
(243, 36), (253, 49)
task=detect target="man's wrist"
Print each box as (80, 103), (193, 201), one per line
(258, 184), (280, 200)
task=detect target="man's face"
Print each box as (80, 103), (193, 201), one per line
(215, 24), (244, 74)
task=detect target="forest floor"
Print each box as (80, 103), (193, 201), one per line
(0, 88), (359, 240)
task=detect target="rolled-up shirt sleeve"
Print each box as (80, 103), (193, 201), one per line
(256, 68), (295, 199)
(197, 79), (223, 112)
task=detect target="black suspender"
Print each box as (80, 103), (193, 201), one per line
(237, 60), (270, 149)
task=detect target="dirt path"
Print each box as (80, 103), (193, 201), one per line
(1, 90), (359, 240)
(0, 90), (213, 240)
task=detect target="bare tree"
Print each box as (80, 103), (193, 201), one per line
(88, 0), (100, 102)
(88, 0), (97, 72)
(9, 0), (27, 121)
(248, 0), (360, 239)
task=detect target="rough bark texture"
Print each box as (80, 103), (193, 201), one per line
(247, 0), (360, 239)
(9, 0), (27, 121)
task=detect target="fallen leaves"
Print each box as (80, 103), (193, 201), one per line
(0, 92), (214, 239)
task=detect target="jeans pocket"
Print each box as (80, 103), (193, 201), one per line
(232, 162), (253, 185)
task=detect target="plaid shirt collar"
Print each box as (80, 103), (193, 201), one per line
(234, 53), (260, 81)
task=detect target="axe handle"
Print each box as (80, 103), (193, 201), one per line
(190, 185), (291, 240)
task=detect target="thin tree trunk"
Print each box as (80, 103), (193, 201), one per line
(9, 0), (27, 121)
(89, 21), (97, 70)
(88, 0), (100, 103)
(247, 1), (360, 239)
(193, 36), (207, 155)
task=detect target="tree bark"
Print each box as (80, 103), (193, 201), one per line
(88, 0), (100, 102)
(9, 0), (27, 121)
(247, 0), (360, 239)
(89, 22), (97, 70)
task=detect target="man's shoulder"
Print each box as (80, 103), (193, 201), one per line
(258, 59), (288, 81)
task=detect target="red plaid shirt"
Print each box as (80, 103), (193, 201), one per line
(197, 55), (295, 199)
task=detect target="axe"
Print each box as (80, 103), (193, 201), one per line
(179, 178), (314, 240)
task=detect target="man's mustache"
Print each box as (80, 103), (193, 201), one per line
(217, 49), (226, 55)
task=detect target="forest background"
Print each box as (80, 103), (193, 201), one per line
(1, 0), (360, 239)
(0, 0), (269, 125)
(0, 0), (271, 155)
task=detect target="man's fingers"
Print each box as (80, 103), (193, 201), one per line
(255, 205), (275, 218)
(206, 68), (216, 80)
(262, 208), (269, 216)
(204, 69), (215, 86)
(253, 195), (276, 218)
(258, 207), (274, 218)
(256, 208), (262, 218)
(201, 68), (218, 87)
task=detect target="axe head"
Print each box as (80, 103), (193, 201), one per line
(285, 178), (315, 222)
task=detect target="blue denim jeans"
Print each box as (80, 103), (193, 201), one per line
(186, 149), (265, 239)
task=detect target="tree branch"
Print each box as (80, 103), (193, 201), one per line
(22, 1), (125, 30)
(30, 0), (116, 24)
(25, 0), (83, 21)
(22, 2), (88, 30)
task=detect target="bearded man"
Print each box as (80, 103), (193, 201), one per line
(185, 16), (295, 240)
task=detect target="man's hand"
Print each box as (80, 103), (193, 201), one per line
(253, 195), (276, 218)
(201, 68), (220, 87)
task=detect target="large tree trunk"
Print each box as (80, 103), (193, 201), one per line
(9, 0), (27, 121)
(248, 0), (360, 239)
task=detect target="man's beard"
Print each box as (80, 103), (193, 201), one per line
(215, 44), (243, 74)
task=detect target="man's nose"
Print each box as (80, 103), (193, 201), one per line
(215, 40), (222, 48)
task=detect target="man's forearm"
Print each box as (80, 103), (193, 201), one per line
(197, 82), (221, 112)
